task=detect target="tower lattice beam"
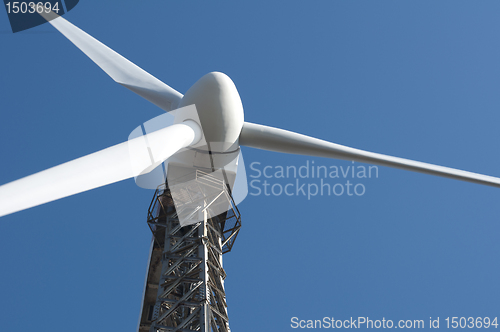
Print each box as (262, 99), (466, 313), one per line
(138, 176), (241, 332)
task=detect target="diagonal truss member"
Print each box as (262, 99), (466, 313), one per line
(138, 174), (241, 332)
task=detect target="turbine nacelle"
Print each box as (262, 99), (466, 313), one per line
(176, 72), (244, 153)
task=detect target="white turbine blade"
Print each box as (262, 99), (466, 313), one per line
(40, 11), (183, 112)
(239, 122), (500, 188)
(0, 122), (200, 218)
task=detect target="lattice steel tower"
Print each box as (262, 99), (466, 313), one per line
(137, 172), (241, 332)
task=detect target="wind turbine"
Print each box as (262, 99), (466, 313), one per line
(1, 9), (500, 332)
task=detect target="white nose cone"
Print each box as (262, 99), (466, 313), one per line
(178, 72), (244, 152)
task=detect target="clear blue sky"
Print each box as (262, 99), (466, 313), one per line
(1, 1), (500, 331)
